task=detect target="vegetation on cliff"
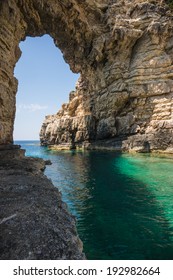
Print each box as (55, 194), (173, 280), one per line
(167, 0), (173, 8)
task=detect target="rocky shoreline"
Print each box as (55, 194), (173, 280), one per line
(44, 132), (173, 154)
(1, 0), (173, 260)
(0, 146), (85, 260)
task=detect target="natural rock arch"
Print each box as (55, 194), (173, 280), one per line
(1, 0), (173, 152)
(0, 0), (98, 144)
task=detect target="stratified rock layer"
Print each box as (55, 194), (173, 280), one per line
(0, 1), (173, 152)
(1, 0), (173, 261)
(38, 0), (173, 153)
(0, 148), (85, 260)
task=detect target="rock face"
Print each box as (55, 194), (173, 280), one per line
(1, 0), (173, 261)
(0, 147), (85, 260)
(0, 1), (173, 152)
(38, 0), (173, 153)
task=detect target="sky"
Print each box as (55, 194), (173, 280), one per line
(14, 35), (79, 140)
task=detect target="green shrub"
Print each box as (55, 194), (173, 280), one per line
(166, 0), (173, 8)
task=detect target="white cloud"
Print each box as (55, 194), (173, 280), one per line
(17, 103), (48, 113)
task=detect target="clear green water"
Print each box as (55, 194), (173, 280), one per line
(15, 141), (173, 259)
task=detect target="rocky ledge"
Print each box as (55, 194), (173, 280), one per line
(0, 147), (85, 260)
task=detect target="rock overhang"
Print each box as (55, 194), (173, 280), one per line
(1, 0), (173, 152)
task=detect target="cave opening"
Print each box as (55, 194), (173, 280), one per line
(14, 35), (79, 141)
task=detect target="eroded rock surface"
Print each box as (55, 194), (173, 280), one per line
(1, 0), (173, 261)
(38, 0), (173, 153)
(0, 148), (85, 260)
(0, 1), (173, 152)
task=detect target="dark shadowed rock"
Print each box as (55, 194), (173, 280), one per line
(0, 149), (85, 260)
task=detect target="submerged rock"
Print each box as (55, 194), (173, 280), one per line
(44, 159), (52, 165)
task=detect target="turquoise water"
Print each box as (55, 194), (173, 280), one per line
(15, 140), (173, 259)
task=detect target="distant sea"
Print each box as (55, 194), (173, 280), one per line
(15, 140), (173, 259)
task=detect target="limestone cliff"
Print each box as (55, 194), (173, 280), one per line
(39, 0), (173, 153)
(0, 0), (173, 261)
(0, 0), (173, 152)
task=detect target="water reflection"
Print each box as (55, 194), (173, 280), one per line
(16, 142), (173, 260)
(45, 150), (173, 259)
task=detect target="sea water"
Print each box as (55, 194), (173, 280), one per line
(15, 140), (173, 260)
